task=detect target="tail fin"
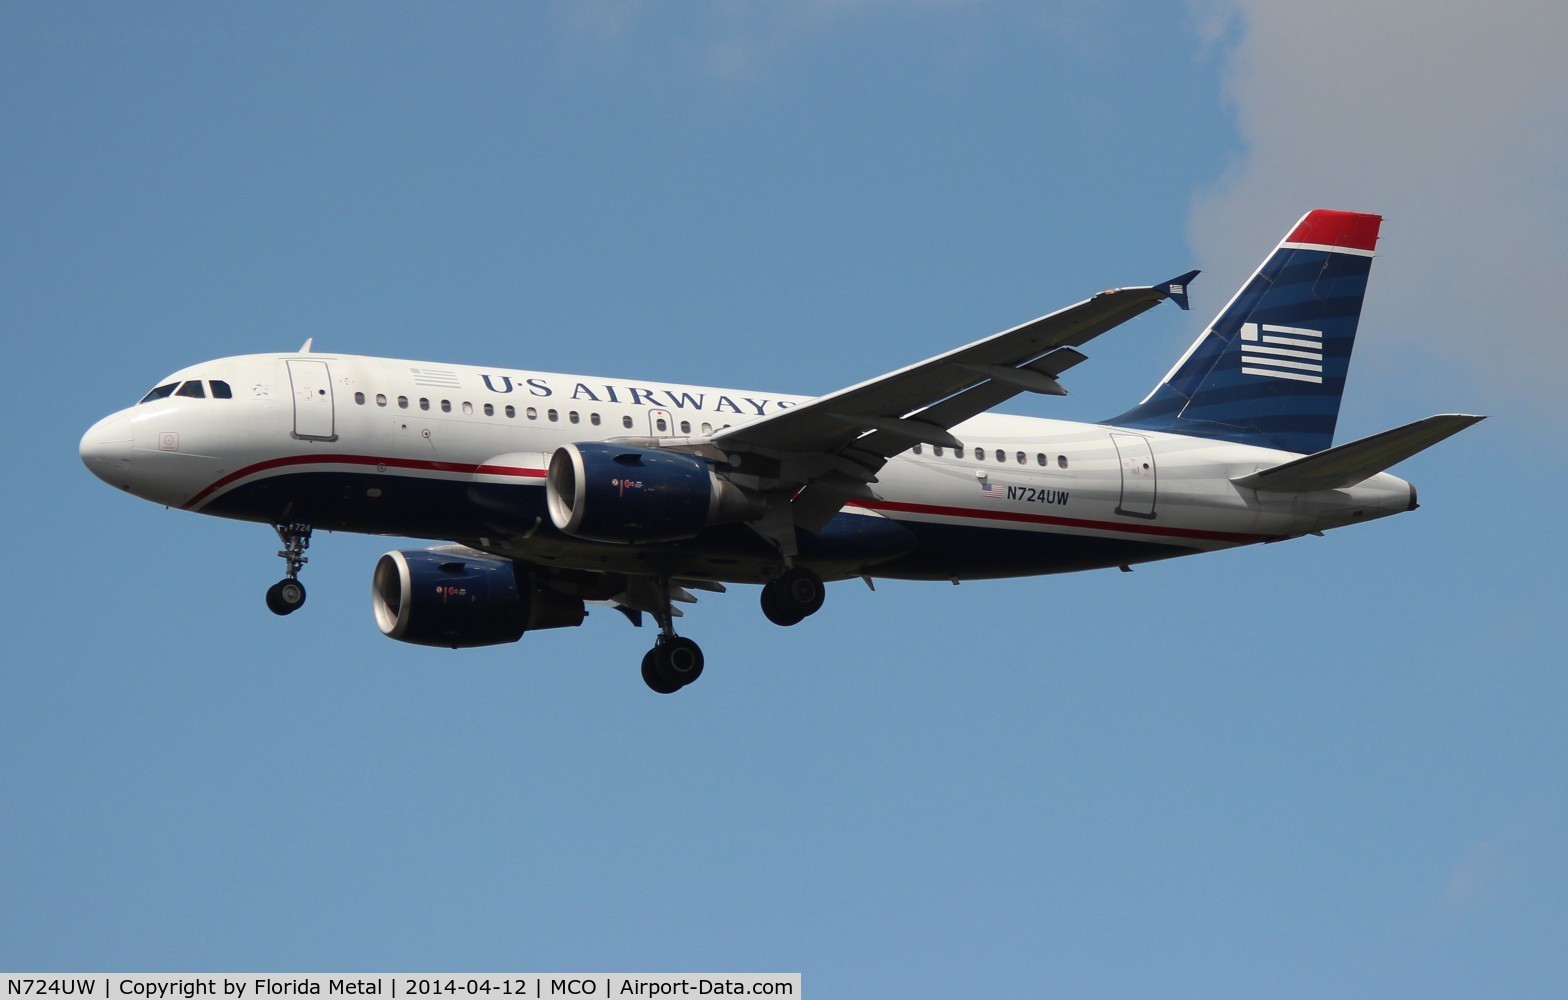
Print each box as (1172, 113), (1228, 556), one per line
(1107, 209), (1382, 454)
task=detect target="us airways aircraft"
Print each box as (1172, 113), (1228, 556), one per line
(81, 210), (1481, 692)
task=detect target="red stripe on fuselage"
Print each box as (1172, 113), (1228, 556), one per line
(185, 454), (1273, 545)
(846, 499), (1273, 544)
(183, 454), (546, 510)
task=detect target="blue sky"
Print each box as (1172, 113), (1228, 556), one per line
(4, 2), (1566, 995)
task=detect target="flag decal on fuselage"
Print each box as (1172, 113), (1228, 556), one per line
(1238, 322), (1323, 384)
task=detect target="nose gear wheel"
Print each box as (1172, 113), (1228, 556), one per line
(267, 522), (313, 616)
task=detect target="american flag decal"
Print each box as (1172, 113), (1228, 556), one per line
(410, 367), (463, 388)
(980, 482), (1006, 498)
(1239, 322), (1324, 384)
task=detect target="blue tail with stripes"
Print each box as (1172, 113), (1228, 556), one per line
(1107, 209), (1381, 455)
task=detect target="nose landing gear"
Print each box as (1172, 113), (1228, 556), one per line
(266, 522), (313, 616)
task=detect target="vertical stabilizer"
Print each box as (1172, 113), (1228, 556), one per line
(1107, 209), (1381, 454)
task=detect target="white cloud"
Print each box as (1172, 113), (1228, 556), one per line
(1189, 0), (1568, 423)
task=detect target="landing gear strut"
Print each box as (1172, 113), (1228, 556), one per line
(641, 578), (705, 694)
(266, 521), (312, 616)
(761, 567), (825, 627)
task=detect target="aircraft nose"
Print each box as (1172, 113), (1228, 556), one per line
(80, 412), (134, 488)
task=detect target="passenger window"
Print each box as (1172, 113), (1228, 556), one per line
(1016, 451), (1026, 465)
(462, 401), (473, 415)
(1037, 453), (1047, 466)
(700, 422), (712, 435)
(622, 415), (634, 429)
(209, 381), (233, 399)
(1058, 455), (1068, 469)
(547, 409), (559, 422)
(140, 383), (178, 403)
(376, 393), (387, 407)
(176, 381), (206, 398)
(398, 396), (409, 409)
(655, 417), (668, 432)
(933, 446), (944, 457)
(527, 407), (538, 420)
(419, 398), (430, 411)
(505, 405), (516, 418)
(680, 420), (691, 434)
(440, 399), (451, 413)
(912, 444), (923, 455)
(591, 413), (602, 426)
(974, 447), (984, 461)
(483, 403), (493, 416)
(354, 391), (366, 405)
(995, 449), (1006, 463)
(569, 411), (580, 424)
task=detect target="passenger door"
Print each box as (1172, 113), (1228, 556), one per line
(287, 359), (336, 441)
(1110, 432), (1156, 518)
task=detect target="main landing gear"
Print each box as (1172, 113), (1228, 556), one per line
(641, 578), (705, 694)
(760, 567), (825, 627)
(640, 567), (824, 692)
(265, 521), (312, 616)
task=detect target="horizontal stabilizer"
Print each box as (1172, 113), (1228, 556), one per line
(1233, 414), (1485, 492)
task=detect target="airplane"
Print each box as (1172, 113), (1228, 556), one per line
(80, 209), (1482, 693)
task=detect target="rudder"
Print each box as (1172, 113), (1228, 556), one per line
(1107, 209), (1381, 454)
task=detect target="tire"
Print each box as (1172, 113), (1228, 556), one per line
(760, 584), (802, 627)
(656, 636), (705, 686)
(762, 568), (824, 626)
(266, 579), (306, 616)
(641, 648), (683, 694)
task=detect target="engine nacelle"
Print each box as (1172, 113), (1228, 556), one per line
(546, 442), (762, 543)
(372, 549), (586, 648)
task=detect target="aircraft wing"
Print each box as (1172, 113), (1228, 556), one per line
(709, 272), (1197, 527)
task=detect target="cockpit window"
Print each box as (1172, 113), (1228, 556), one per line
(209, 380), (232, 399)
(175, 380), (206, 398)
(140, 382), (178, 403)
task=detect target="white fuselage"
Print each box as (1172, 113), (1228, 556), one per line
(81, 351), (1415, 585)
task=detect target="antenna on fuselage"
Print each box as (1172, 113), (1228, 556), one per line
(298, 338), (314, 353)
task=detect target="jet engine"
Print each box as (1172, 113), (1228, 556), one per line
(545, 442), (762, 543)
(372, 549), (585, 648)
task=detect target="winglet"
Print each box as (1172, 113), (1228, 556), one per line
(1157, 270), (1200, 311)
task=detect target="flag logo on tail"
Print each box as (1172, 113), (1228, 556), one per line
(1239, 322), (1323, 384)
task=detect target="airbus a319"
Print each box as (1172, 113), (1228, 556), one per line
(80, 210), (1482, 692)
